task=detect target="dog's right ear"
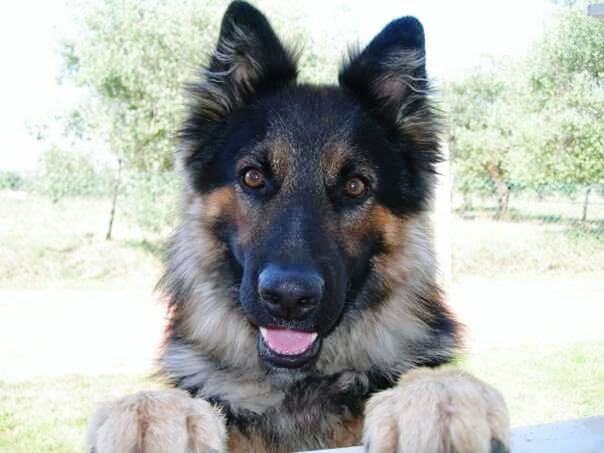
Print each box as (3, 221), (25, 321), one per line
(188, 1), (298, 124)
(179, 2), (297, 179)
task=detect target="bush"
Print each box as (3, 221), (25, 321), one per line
(35, 148), (112, 201)
(121, 171), (179, 233)
(0, 171), (26, 190)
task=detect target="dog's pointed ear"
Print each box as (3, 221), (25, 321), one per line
(339, 17), (438, 148)
(195, 1), (298, 120)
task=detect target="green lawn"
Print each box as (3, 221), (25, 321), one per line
(460, 341), (604, 428)
(0, 375), (155, 453)
(0, 195), (163, 289)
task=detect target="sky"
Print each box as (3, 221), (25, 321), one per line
(0, 0), (556, 172)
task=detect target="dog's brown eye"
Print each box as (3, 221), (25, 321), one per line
(343, 177), (367, 198)
(243, 168), (265, 189)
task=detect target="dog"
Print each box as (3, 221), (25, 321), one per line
(87, 2), (509, 452)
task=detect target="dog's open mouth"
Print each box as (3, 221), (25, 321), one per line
(258, 327), (321, 368)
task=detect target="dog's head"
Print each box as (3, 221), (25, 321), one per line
(174, 2), (441, 370)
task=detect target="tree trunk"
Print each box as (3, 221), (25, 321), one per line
(486, 163), (510, 220)
(106, 159), (123, 241)
(502, 187), (510, 216)
(462, 189), (473, 211)
(582, 186), (592, 221)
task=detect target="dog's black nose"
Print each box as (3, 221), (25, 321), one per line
(258, 266), (324, 320)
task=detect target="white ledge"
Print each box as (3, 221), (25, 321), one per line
(299, 416), (604, 453)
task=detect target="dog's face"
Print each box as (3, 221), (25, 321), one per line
(177, 2), (440, 370)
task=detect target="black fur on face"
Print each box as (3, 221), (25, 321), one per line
(173, 2), (445, 370)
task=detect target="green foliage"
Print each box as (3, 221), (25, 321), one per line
(0, 196), (163, 288)
(521, 9), (604, 186)
(63, 0), (228, 172)
(0, 171), (26, 191)
(121, 171), (179, 233)
(531, 8), (604, 91)
(445, 64), (523, 217)
(447, 7), (604, 212)
(35, 148), (111, 202)
(58, 0), (344, 233)
(446, 67), (517, 182)
(61, 0), (340, 174)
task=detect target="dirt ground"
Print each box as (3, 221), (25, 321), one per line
(450, 274), (604, 349)
(1, 274), (602, 381)
(0, 289), (165, 381)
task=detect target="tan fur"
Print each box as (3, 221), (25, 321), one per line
(333, 205), (398, 258)
(317, 214), (451, 376)
(87, 369), (508, 453)
(364, 368), (510, 453)
(202, 188), (237, 223)
(332, 416), (364, 446)
(227, 430), (268, 453)
(87, 390), (226, 453)
(320, 142), (354, 184)
(370, 205), (403, 250)
(88, 394), (361, 453)
(226, 415), (364, 453)
(266, 134), (294, 183)
(168, 194), (259, 373)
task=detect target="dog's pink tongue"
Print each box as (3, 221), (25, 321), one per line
(261, 328), (317, 355)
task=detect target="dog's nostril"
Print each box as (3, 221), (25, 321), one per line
(258, 266), (324, 319)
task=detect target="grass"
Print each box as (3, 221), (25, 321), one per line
(0, 375), (158, 453)
(1, 343), (602, 452)
(451, 217), (604, 278)
(459, 341), (604, 428)
(454, 190), (604, 223)
(451, 191), (604, 278)
(0, 191), (603, 451)
(0, 195), (163, 289)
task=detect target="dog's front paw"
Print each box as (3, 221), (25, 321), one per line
(87, 389), (226, 453)
(363, 368), (509, 453)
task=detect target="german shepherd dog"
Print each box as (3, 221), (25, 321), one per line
(87, 2), (509, 452)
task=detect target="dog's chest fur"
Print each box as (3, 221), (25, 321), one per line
(162, 338), (385, 451)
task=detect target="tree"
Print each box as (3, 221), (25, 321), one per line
(63, 0), (229, 172)
(62, 0), (227, 238)
(522, 8), (604, 219)
(446, 7), (604, 220)
(61, 0), (344, 172)
(60, 0), (341, 236)
(445, 66), (521, 218)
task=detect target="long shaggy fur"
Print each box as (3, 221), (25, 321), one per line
(87, 3), (509, 452)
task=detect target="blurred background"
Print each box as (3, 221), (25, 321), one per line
(0, 0), (602, 451)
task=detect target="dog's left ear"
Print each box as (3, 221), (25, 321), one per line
(339, 17), (438, 149)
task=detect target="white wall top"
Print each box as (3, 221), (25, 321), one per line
(298, 416), (604, 453)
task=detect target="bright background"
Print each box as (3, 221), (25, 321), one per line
(0, 1), (602, 452)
